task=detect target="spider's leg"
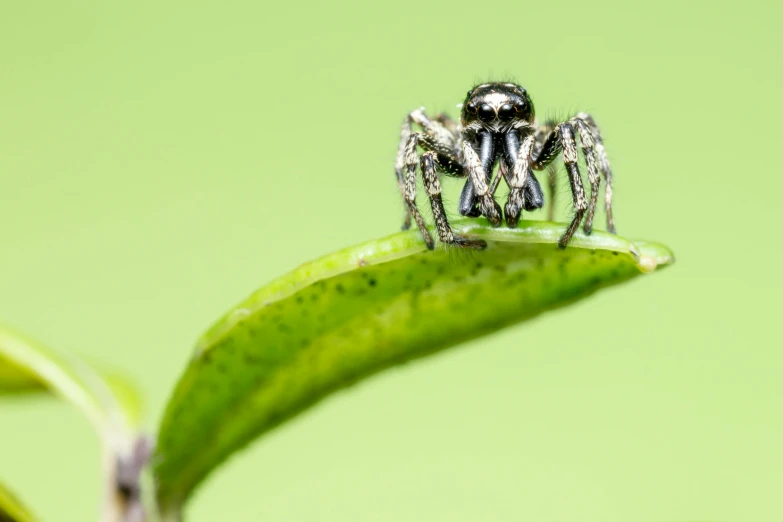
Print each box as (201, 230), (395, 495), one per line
(461, 133), (502, 226)
(395, 108), (458, 228)
(402, 132), (435, 250)
(434, 112), (460, 136)
(556, 122), (588, 249)
(575, 112), (616, 234)
(421, 152), (486, 249)
(533, 121), (560, 221)
(394, 111), (417, 230)
(408, 108), (465, 176)
(572, 118), (600, 234)
(501, 129), (536, 227)
(395, 107), (464, 246)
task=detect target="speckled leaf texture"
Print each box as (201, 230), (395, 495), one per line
(0, 482), (36, 522)
(154, 221), (674, 514)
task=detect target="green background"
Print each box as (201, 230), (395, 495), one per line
(1, 1), (780, 521)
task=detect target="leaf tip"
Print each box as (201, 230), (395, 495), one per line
(633, 240), (675, 273)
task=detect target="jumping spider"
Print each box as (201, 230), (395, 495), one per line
(394, 82), (616, 249)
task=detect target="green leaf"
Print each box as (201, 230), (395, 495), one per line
(154, 221), (674, 513)
(0, 482), (36, 522)
(0, 326), (136, 435)
(0, 355), (40, 395)
(0, 355), (143, 427)
(0, 325), (145, 521)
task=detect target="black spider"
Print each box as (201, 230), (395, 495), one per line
(394, 82), (616, 249)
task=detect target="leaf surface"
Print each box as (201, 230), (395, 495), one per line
(154, 221), (674, 512)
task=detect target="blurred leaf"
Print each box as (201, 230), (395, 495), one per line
(0, 325), (144, 522)
(0, 327), (138, 434)
(0, 356), (40, 395)
(0, 355), (143, 427)
(154, 220), (674, 513)
(97, 367), (144, 429)
(0, 481), (36, 522)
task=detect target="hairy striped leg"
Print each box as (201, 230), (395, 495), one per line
(401, 133), (435, 249)
(575, 112), (616, 234)
(394, 108), (461, 232)
(556, 122), (588, 249)
(420, 152), (486, 249)
(531, 120), (563, 222)
(572, 118), (601, 234)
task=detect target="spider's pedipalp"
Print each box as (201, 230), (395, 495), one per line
(461, 138), (502, 226)
(501, 129), (535, 227)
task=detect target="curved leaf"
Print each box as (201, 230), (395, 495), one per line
(0, 356), (40, 395)
(0, 327), (134, 436)
(0, 325), (145, 522)
(154, 221), (674, 513)
(0, 356), (143, 427)
(0, 482), (36, 522)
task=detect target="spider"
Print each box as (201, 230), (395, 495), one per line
(394, 82), (616, 249)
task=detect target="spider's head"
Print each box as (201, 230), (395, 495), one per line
(461, 82), (534, 133)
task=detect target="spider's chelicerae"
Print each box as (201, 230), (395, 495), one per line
(394, 82), (616, 250)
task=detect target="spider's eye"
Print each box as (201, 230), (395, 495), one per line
(498, 104), (515, 121)
(478, 104), (494, 122)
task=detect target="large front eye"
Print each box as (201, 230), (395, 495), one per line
(498, 103), (515, 121)
(478, 104), (494, 122)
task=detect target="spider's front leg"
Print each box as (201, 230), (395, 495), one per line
(420, 152), (486, 249)
(395, 108), (459, 232)
(395, 108), (465, 249)
(401, 132), (435, 250)
(460, 133), (502, 226)
(394, 111), (417, 231)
